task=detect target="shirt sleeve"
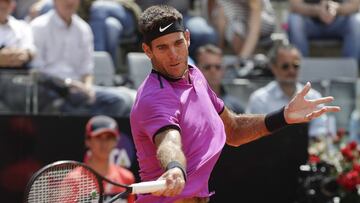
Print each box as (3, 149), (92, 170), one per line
(30, 22), (46, 70)
(137, 90), (181, 142)
(77, 23), (94, 77)
(19, 21), (36, 53)
(206, 82), (224, 114)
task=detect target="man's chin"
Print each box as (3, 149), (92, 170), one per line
(278, 79), (297, 86)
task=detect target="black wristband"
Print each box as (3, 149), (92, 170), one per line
(166, 161), (187, 182)
(265, 107), (289, 133)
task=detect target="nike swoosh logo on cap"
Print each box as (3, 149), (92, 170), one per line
(159, 23), (173, 32)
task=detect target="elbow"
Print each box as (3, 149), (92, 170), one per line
(225, 134), (244, 147)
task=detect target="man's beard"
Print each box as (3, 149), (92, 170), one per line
(278, 79), (297, 87)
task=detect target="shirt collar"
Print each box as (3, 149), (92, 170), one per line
(272, 81), (301, 99)
(151, 64), (194, 83)
(52, 10), (74, 28)
(1, 15), (15, 29)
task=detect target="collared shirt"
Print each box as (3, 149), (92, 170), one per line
(0, 15), (35, 51)
(30, 10), (94, 80)
(130, 65), (226, 202)
(246, 81), (328, 137)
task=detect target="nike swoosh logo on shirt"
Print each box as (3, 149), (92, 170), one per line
(159, 23), (173, 32)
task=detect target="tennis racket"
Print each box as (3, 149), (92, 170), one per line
(24, 160), (166, 203)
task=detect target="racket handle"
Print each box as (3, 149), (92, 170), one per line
(130, 180), (167, 194)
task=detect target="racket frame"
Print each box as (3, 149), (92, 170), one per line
(24, 160), (133, 203)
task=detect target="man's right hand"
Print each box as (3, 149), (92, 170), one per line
(152, 167), (185, 197)
(0, 48), (30, 68)
(318, 0), (337, 24)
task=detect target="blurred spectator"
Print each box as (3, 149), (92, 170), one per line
(84, 115), (135, 202)
(0, 0), (35, 69)
(30, 0), (130, 116)
(87, 0), (141, 71)
(207, 0), (276, 59)
(26, 0), (141, 72)
(195, 44), (244, 113)
(136, 0), (218, 59)
(246, 43), (328, 138)
(0, 0), (36, 112)
(288, 0), (360, 62)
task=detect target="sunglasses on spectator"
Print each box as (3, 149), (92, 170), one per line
(280, 62), (300, 71)
(201, 64), (223, 71)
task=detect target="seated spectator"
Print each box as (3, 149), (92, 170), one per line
(0, 0), (36, 112)
(87, 0), (141, 71)
(195, 44), (244, 113)
(208, 0), (276, 59)
(84, 115), (135, 202)
(246, 43), (328, 138)
(26, 0), (141, 72)
(30, 0), (131, 116)
(136, 0), (218, 59)
(288, 0), (360, 63)
(0, 0), (35, 69)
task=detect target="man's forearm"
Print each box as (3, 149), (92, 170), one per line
(155, 129), (186, 171)
(290, 0), (321, 16)
(221, 108), (269, 147)
(337, 0), (360, 15)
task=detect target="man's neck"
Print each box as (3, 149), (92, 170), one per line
(57, 11), (72, 26)
(278, 81), (297, 98)
(211, 84), (221, 96)
(0, 17), (9, 25)
(87, 157), (109, 176)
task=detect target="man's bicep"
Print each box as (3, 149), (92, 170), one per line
(154, 128), (182, 148)
(220, 106), (236, 131)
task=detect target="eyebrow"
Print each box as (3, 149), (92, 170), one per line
(155, 37), (184, 49)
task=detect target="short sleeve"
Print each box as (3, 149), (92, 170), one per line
(134, 89), (181, 142)
(206, 82), (224, 114)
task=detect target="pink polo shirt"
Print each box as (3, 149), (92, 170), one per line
(130, 65), (226, 202)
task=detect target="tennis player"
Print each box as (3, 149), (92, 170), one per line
(130, 5), (340, 203)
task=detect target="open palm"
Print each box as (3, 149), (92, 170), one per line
(284, 82), (341, 124)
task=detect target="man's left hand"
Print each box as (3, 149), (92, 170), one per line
(284, 82), (341, 124)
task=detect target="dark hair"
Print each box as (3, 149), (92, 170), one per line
(139, 5), (183, 44)
(268, 43), (300, 65)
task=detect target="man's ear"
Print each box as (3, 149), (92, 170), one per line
(142, 43), (153, 59)
(184, 29), (190, 46)
(270, 63), (277, 75)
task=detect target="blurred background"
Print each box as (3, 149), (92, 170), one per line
(1, 0), (360, 202)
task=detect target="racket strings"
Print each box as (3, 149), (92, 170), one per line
(27, 164), (101, 203)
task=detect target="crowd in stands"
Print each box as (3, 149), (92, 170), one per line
(2, 1), (360, 202)
(1, 0), (360, 128)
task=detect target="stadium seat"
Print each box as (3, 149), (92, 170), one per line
(126, 52), (152, 89)
(93, 51), (116, 86)
(299, 57), (359, 129)
(299, 57), (358, 82)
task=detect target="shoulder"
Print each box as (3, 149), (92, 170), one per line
(30, 12), (52, 28)
(112, 165), (135, 183)
(249, 81), (274, 100)
(8, 16), (28, 28)
(132, 75), (180, 113)
(73, 15), (92, 32)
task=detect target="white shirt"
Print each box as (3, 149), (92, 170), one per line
(246, 81), (328, 137)
(30, 10), (94, 80)
(0, 16), (35, 51)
